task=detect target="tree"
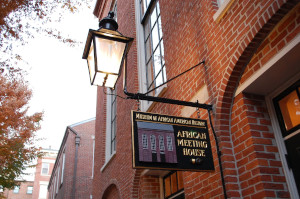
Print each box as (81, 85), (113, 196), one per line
(0, 72), (43, 190)
(0, 0), (91, 70)
(0, 0), (92, 191)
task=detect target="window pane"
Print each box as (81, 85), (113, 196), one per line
(145, 38), (152, 63)
(171, 173), (178, 194)
(160, 40), (165, 65)
(151, 23), (159, 50)
(140, 0), (147, 16)
(146, 59), (155, 91)
(164, 176), (171, 197)
(13, 186), (19, 193)
(144, 17), (151, 41)
(150, 5), (157, 28)
(158, 16), (163, 38)
(27, 186), (33, 194)
(153, 48), (163, 87)
(278, 90), (300, 131)
(142, 134), (148, 149)
(142, 0), (166, 94)
(150, 135), (156, 151)
(41, 163), (49, 175)
(159, 135), (165, 151)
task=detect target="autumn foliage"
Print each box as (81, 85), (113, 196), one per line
(0, 73), (43, 190)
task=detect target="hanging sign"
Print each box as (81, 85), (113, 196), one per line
(131, 111), (214, 171)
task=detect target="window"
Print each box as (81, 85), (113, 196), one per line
(56, 165), (60, 192)
(61, 152), (65, 184)
(217, 0), (224, 6)
(41, 162), (50, 175)
(13, 186), (19, 194)
(142, 134), (148, 149)
(39, 184), (48, 199)
(110, 89), (117, 155)
(159, 135), (165, 151)
(273, 80), (300, 137)
(150, 134), (156, 151)
(27, 186), (33, 194)
(164, 171), (184, 199)
(167, 135), (173, 151)
(140, 0), (166, 96)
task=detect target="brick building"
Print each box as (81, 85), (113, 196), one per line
(32, 148), (58, 199)
(91, 0), (300, 198)
(48, 118), (95, 199)
(2, 181), (34, 199)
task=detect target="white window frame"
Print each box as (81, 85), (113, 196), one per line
(27, 186), (33, 194)
(142, 134), (148, 149)
(235, 35), (300, 198)
(266, 76), (300, 199)
(213, 0), (235, 22)
(150, 134), (156, 151)
(41, 162), (50, 175)
(56, 165), (60, 192)
(102, 88), (117, 171)
(13, 186), (19, 194)
(135, 0), (167, 111)
(61, 151), (65, 184)
(158, 135), (165, 151)
(167, 135), (173, 151)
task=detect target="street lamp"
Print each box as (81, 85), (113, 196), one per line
(82, 11), (133, 89)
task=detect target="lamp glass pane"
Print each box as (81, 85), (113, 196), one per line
(105, 74), (118, 88)
(93, 72), (106, 86)
(95, 37), (126, 74)
(87, 42), (96, 83)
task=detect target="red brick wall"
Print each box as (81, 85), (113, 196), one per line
(231, 93), (289, 198)
(3, 181), (34, 199)
(48, 119), (95, 199)
(32, 153), (56, 199)
(92, 0), (300, 198)
(138, 176), (161, 199)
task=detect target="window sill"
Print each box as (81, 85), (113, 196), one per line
(101, 152), (116, 172)
(213, 0), (235, 23)
(142, 85), (168, 112)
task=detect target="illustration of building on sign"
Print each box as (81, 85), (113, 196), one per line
(137, 122), (177, 163)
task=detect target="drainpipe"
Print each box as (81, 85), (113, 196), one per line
(68, 127), (80, 199)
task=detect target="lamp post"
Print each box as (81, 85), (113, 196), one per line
(82, 11), (133, 89)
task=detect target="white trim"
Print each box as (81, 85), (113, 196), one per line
(233, 35), (300, 198)
(104, 88), (116, 169)
(213, 0), (235, 22)
(42, 159), (55, 163)
(61, 151), (65, 184)
(101, 152), (116, 172)
(135, 0), (150, 111)
(92, 136), (95, 178)
(135, 0), (167, 111)
(69, 118), (96, 128)
(266, 75), (300, 199)
(235, 34), (300, 97)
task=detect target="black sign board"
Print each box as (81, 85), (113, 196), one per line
(131, 111), (214, 171)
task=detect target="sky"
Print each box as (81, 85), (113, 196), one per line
(17, 1), (99, 150)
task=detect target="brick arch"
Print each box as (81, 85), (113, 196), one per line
(101, 180), (121, 199)
(212, 0), (299, 197)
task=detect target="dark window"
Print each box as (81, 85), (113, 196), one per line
(110, 88), (117, 154)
